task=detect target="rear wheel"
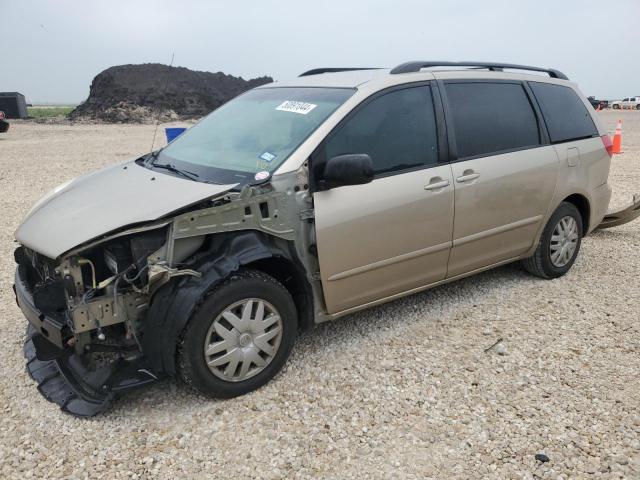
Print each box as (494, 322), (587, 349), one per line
(636, 104), (640, 110)
(521, 202), (582, 279)
(177, 269), (297, 398)
(613, 104), (620, 110)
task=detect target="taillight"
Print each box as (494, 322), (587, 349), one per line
(0, 111), (5, 120)
(601, 134), (613, 157)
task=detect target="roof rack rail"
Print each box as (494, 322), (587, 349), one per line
(299, 67), (381, 77)
(389, 61), (569, 80)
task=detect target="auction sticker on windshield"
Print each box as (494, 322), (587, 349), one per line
(276, 101), (317, 115)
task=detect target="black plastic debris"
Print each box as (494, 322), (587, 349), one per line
(535, 453), (550, 463)
(24, 326), (158, 417)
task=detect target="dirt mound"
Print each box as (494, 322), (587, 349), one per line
(70, 64), (273, 123)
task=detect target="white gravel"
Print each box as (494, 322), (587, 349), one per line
(0, 111), (638, 479)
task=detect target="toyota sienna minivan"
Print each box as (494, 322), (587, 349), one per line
(14, 61), (618, 415)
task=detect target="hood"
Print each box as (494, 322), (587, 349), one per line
(15, 160), (236, 258)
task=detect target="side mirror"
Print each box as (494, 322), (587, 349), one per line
(322, 154), (374, 189)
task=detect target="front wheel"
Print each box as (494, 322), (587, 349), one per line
(521, 202), (582, 279)
(177, 269), (297, 398)
(613, 104), (620, 110)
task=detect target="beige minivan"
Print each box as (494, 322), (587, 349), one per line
(14, 61), (619, 416)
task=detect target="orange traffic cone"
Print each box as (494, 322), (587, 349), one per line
(612, 119), (623, 154)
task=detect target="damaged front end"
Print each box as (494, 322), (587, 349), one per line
(14, 171), (322, 417)
(14, 226), (174, 416)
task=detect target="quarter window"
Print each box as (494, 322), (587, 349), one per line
(529, 82), (598, 143)
(445, 82), (540, 159)
(324, 86), (438, 176)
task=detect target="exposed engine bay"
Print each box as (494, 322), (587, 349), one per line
(17, 227), (167, 353)
(14, 174), (321, 416)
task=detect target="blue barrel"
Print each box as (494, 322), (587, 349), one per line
(165, 127), (187, 143)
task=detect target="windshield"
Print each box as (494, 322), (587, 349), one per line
(153, 87), (354, 186)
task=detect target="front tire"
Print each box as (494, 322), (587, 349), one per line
(521, 202), (582, 279)
(177, 269), (297, 398)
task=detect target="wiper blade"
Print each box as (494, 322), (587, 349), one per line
(151, 163), (200, 181)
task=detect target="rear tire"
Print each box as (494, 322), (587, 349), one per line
(613, 104), (620, 110)
(521, 202), (582, 279)
(177, 269), (297, 399)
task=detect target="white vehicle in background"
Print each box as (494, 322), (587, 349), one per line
(610, 97), (640, 109)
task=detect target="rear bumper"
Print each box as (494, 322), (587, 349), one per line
(597, 194), (640, 229)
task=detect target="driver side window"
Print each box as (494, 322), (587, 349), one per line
(324, 85), (438, 176)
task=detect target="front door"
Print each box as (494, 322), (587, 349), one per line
(313, 84), (454, 314)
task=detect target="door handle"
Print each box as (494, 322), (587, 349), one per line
(424, 178), (451, 191)
(456, 172), (480, 183)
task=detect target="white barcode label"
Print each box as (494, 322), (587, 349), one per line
(275, 101), (317, 115)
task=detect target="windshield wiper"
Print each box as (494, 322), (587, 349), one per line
(151, 162), (200, 181)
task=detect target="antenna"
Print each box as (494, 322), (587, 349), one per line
(150, 53), (175, 154)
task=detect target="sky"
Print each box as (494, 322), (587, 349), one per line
(2, 0), (639, 104)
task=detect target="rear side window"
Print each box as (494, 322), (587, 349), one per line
(529, 82), (598, 143)
(324, 85), (438, 175)
(445, 82), (540, 159)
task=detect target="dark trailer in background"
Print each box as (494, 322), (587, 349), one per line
(0, 92), (28, 119)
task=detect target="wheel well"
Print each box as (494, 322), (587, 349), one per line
(244, 257), (314, 330)
(563, 194), (590, 235)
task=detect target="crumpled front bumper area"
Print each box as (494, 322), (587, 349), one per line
(16, 269), (159, 417)
(597, 194), (640, 230)
(23, 327), (160, 417)
(24, 328), (114, 417)
(23, 329), (159, 417)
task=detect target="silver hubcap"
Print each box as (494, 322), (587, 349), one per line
(204, 298), (283, 382)
(550, 215), (579, 267)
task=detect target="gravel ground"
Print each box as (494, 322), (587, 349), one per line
(0, 111), (638, 479)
